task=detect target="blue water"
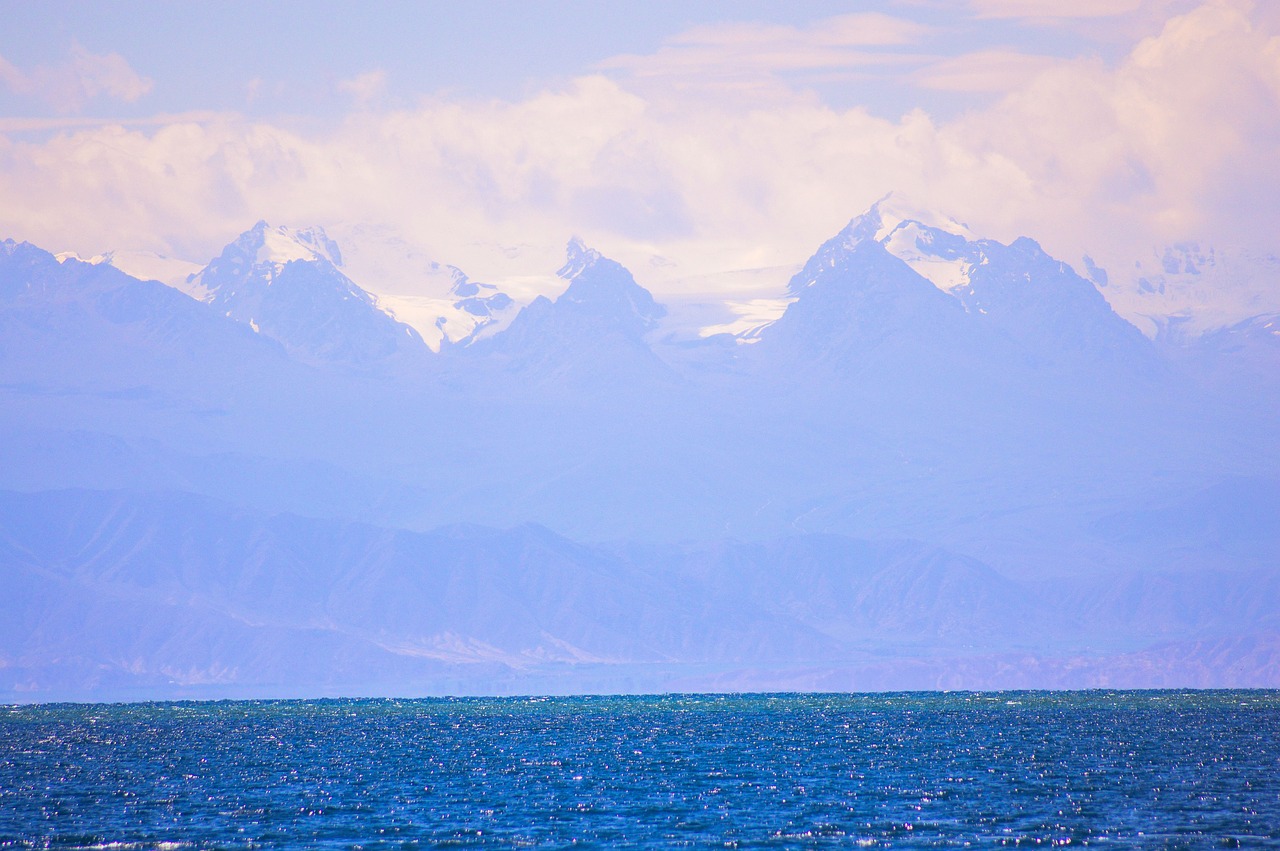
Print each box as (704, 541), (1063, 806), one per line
(2, 691), (1277, 849)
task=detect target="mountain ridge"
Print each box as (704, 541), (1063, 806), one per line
(2, 204), (1276, 697)
(2, 486), (1275, 699)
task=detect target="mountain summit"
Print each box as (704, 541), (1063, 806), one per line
(464, 239), (672, 388)
(554, 237), (667, 337)
(189, 222), (426, 365)
(191, 222), (347, 300)
(772, 195), (1150, 371)
(786, 194), (975, 298)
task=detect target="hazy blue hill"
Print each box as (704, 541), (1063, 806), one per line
(628, 536), (1052, 649)
(1085, 477), (1280, 578)
(1167, 313), (1280, 417)
(0, 489), (839, 696)
(2, 487), (1276, 698)
(0, 564), (462, 698)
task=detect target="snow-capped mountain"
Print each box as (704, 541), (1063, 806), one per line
(466, 238), (674, 387)
(947, 237), (1150, 370)
(830, 193), (981, 292)
(4, 205), (1279, 698)
(190, 222), (427, 364)
(761, 195), (1151, 373)
(759, 204), (986, 381)
(554, 237), (667, 336)
(54, 248), (204, 292)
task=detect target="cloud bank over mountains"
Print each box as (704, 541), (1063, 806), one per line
(1, 1), (1277, 308)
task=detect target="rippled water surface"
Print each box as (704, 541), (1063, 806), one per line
(2, 691), (1278, 848)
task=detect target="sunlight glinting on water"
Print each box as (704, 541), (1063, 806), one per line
(2, 691), (1277, 848)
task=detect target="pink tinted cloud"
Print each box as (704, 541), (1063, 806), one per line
(0, 43), (153, 113)
(1, 2), (1276, 305)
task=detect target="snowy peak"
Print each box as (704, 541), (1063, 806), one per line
(193, 222), (361, 302)
(554, 239), (666, 334)
(236, 221), (343, 269)
(767, 196), (1150, 371)
(465, 241), (675, 387)
(791, 194), (1110, 319)
(787, 193), (986, 299)
(186, 221), (348, 302)
(783, 193), (971, 296)
(869, 192), (975, 243)
(880, 219), (981, 293)
(54, 249), (204, 294)
(821, 193), (973, 258)
(786, 227), (875, 297)
(557, 236), (601, 280)
(186, 222), (428, 364)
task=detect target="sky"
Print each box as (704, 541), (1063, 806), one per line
(1, 0), (1278, 295)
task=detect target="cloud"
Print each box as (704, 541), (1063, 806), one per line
(941, 0), (1280, 259)
(0, 111), (227, 134)
(670, 13), (930, 48)
(912, 50), (1065, 92)
(0, 2), (1275, 302)
(966, 0), (1148, 18)
(338, 70), (387, 107)
(0, 43), (153, 113)
(599, 13), (930, 86)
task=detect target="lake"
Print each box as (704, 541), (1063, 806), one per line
(2, 691), (1277, 848)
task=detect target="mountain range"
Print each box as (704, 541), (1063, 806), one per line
(1, 197), (1276, 699)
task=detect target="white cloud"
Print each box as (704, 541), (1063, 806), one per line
(967, 0), (1148, 17)
(338, 70), (387, 107)
(670, 13), (930, 48)
(598, 13), (929, 88)
(912, 50), (1065, 92)
(0, 1), (1276, 310)
(0, 43), (153, 113)
(940, 0), (1280, 263)
(0, 55), (26, 95)
(0, 111), (226, 134)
